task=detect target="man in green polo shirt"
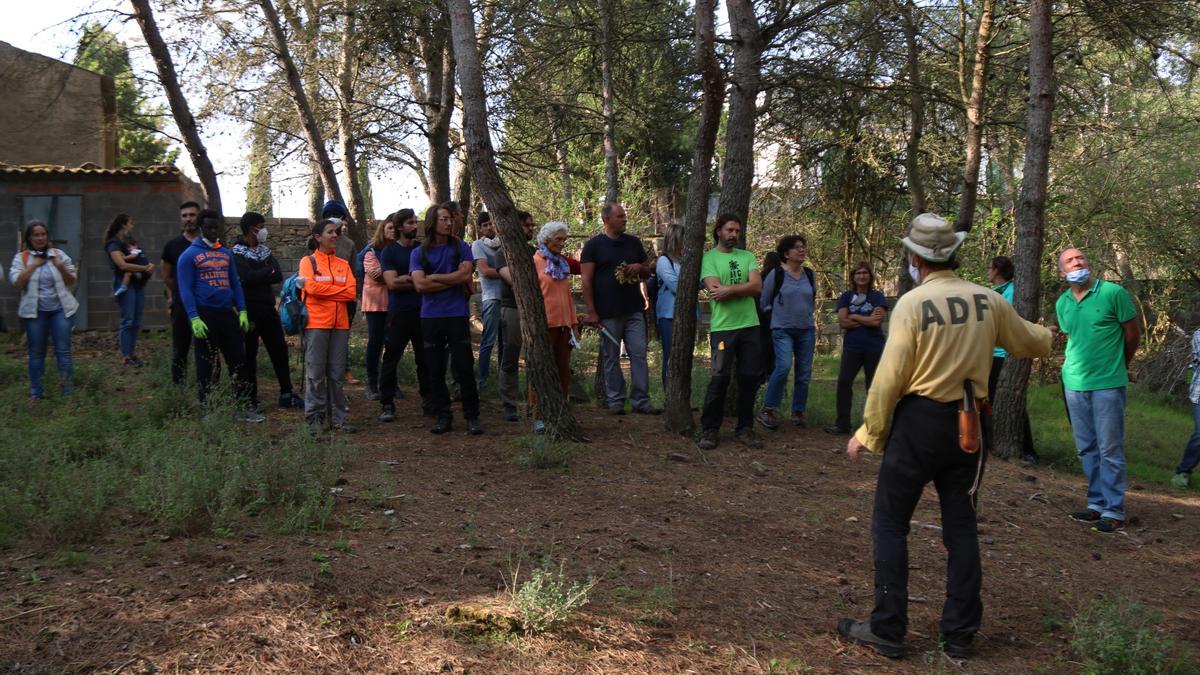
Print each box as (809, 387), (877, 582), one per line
(697, 214), (763, 450)
(1056, 247), (1140, 534)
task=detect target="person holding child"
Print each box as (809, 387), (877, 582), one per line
(103, 213), (154, 367)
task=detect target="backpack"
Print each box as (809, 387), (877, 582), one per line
(761, 266), (816, 312)
(279, 256), (318, 336)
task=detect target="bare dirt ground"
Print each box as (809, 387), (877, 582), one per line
(2, 343), (1199, 673)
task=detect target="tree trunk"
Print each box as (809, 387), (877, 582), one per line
(903, 0), (927, 217)
(546, 104), (574, 205)
(258, 0), (344, 213)
(954, 0), (995, 232)
(446, 0), (583, 441)
(129, 0), (222, 215)
(245, 123), (273, 215)
(598, 0), (619, 204)
(716, 0), (763, 241)
(993, 0), (1054, 459)
(897, 0), (926, 296)
(664, 0), (725, 435)
(425, 28), (455, 204)
(454, 152), (472, 232)
(337, 1), (369, 243)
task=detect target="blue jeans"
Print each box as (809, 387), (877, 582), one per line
(1177, 402), (1200, 475)
(1065, 387), (1127, 521)
(478, 299), (502, 384)
(764, 327), (815, 412)
(116, 283), (145, 357)
(23, 309), (74, 398)
(657, 317), (674, 390)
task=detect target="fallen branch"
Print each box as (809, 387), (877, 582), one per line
(0, 604), (62, 624)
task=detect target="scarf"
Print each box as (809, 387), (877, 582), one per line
(538, 244), (569, 281)
(232, 242), (272, 262)
(479, 236), (501, 249)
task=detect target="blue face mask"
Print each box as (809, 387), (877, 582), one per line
(1065, 268), (1091, 285)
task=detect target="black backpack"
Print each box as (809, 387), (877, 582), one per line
(761, 266), (816, 313)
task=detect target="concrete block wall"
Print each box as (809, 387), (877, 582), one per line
(2, 172), (203, 331)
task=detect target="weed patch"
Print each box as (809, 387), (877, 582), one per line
(515, 434), (577, 469)
(0, 352), (349, 547)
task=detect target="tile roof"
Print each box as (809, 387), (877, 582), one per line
(0, 162), (181, 177)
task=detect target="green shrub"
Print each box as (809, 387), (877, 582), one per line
(1070, 596), (1196, 674)
(511, 560), (595, 633)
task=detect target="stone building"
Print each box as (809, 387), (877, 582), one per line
(0, 41), (117, 169)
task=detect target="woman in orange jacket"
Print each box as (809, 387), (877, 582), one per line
(297, 219), (357, 434)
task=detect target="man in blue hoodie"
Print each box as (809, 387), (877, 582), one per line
(176, 209), (265, 422)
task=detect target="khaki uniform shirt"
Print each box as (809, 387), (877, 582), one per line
(854, 270), (1053, 453)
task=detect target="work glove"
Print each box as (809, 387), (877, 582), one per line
(190, 317), (209, 339)
(238, 310), (251, 333)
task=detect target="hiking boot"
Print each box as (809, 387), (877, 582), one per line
(837, 619), (904, 659)
(791, 411), (807, 428)
(823, 424), (850, 435)
(1091, 517), (1124, 534)
(307, 417), (324, 436)
(279, 392), (304, 409)
(633, 406), (662, 415)
(1021, 453), (1039, 467)
(431, 417), (452, 434)
(504, 405), (520, 422)
(1171, 472), (1190, 489)
(607, 405), (626, 415)
(532, 419), (546, 435)
(334, 422), (357, 434)
(237, 410), (266, 423)
(756, 408), (780, 430)
(940, 636), (973, 658)
(696, 428), (719, 450)
(379, 405), (396, 423)
(735, 427), (763, 449)
(365, 384), (381, 401)
(1069, 509), (1101, 523)
(466, 418), (484, 436)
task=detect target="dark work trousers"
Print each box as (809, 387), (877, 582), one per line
(988, 356), (1037, 460)
(423, 316), (480, 421)
(870, 395), (985, 646)
(169, 301), (193, 385)
(194, 307), (251, 405)
(380, 309), (429, 410)
(498, 307), (524, 411)
(700, 327), (762, 432)
(834, 349), (882, 431)
(364, 311), (387, 389)
(243, 303), (295, 405)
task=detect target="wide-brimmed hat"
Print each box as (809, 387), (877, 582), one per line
(901, 213), (965, 262)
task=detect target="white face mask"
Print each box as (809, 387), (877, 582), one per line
(908, 261), (922, 285)
(256, 227), (268, 244)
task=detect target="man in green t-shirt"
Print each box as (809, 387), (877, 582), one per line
(1055, 247), (1140, 534)
(697, 214), (763, 450)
